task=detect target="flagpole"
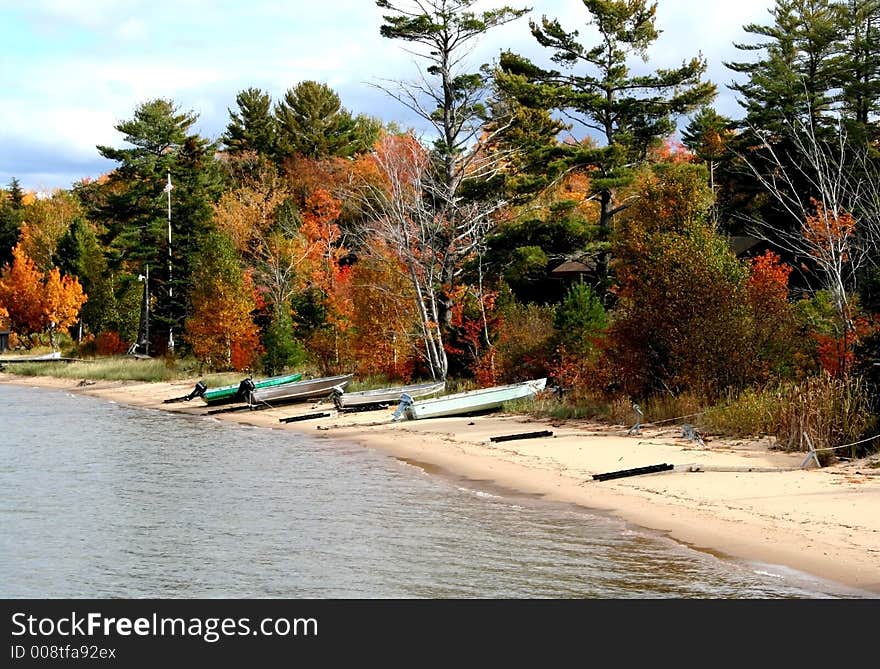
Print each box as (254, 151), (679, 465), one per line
(165, 172), (175, 354)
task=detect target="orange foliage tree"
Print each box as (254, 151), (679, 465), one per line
(0, 244), (44, 339)
(745, 251), (801, 380)
(345, 242), (420, 379)
(0, 244), (87, 348)
(43, 267), (87, 349)
(184, 232), (262, 371)
(296, 188), (356, 371)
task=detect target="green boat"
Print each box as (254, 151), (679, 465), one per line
(201, 372), (303, 406)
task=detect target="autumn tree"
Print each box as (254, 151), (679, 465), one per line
(184, 232), (262, 371)
(354, 133), (451, 379)
(42, 266), (87, 350)
(0, 244), (87, 349)
(212, 154), (311, 374)
(0, 244), (44, 341)
(18, 189), (83, 271)
(746, 250), (802, 379)
(346, 243), (420, 379)
(295, 188), (353, 370)
(607, 163), (758, 397)
(737, 115), (880, 374)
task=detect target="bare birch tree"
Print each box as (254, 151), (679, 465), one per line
(738, 115), (880, 370)
(360, 0), (526, 379)
(354, 134), (511, 379)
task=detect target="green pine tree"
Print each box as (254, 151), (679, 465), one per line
(222, 87), (278, 157)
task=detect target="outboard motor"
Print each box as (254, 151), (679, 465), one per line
(330, 385), (345, 410)
(391, 393), (414, 422)
(185, 380), (208, 401)
(164, 380), (207, 404)
(235, 377), (256, 403)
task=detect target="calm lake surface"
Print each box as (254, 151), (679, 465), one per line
(0, 383), (870, 598)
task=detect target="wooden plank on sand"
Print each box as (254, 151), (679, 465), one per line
(279, 412), (332, 423)
(489, 430), (554, 443)
(592, 463), (674, 481)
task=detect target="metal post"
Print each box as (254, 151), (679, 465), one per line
(144, 264), (149, 356)
(164, 172), (174, 354)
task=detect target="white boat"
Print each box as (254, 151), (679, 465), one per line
(333, 380), (446, 412)
(249, 373), (353, 406)
(393, 378), (547, 421)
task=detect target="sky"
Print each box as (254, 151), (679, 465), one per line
(0, 0), (777, 193)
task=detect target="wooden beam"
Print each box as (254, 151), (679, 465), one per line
(489, 430), (554, 443)
(279, 412), (332, 423)
(592, 463), (674, 481)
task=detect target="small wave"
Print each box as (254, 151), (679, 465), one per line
(455, 486), (502, 500)
(753, 569), (784, 579)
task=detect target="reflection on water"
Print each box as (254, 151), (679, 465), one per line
(0, 384), (868, 598)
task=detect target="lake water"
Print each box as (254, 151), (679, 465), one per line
(0, 383), (870, 598)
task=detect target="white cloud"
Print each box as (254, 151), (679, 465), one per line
(2, 0), (782, 190)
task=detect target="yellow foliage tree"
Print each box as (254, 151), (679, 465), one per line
(184, 232), (262, 371)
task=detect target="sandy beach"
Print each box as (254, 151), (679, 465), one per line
(3, 372), (880, 596)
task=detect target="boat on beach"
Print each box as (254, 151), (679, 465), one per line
(393, 378), (547, 421)
(332, 380), (446, 412)
(199, 372), (303, 406)
(249, 373), (354, 406)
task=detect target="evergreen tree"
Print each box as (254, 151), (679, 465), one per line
(835, 0), (880, 144)
(554, 282), (607, 357)
(222, 87), (278, 157)
(0, 177), (25, 267)
(682, 107), (738, 226)
(90, 98), (222, 354)
(495, 0), (715, 285)
(725, 0), (840, 135)
(54, 218), (116, 336)
(275, 81), (380, 160)
(262, 309), (306, 375)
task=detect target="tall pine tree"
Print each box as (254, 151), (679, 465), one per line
(0, 177), (25, 267)
(275, 81), (380, 160)
(91, 99), (223, 354)
(495, 0), (715, 286)
(222, 87), (278, 157)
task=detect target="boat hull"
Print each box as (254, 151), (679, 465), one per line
(402, 379), (547, 420)
(334, 380), (446, 411)
(202, 372), (303, 405)
(251, 374), (354, 405)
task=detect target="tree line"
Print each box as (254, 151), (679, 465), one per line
(2, 0), (880, 447)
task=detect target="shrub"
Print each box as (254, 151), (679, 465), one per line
(95, 330), (127, 356)
(701, 374), (876, 460)
(490, 301), (556, 383)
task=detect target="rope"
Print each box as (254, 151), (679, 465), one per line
(809, 432), (880, 452)
(639, 411), (704, 427)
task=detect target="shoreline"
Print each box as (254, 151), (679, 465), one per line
(4, 372), (880, 596)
